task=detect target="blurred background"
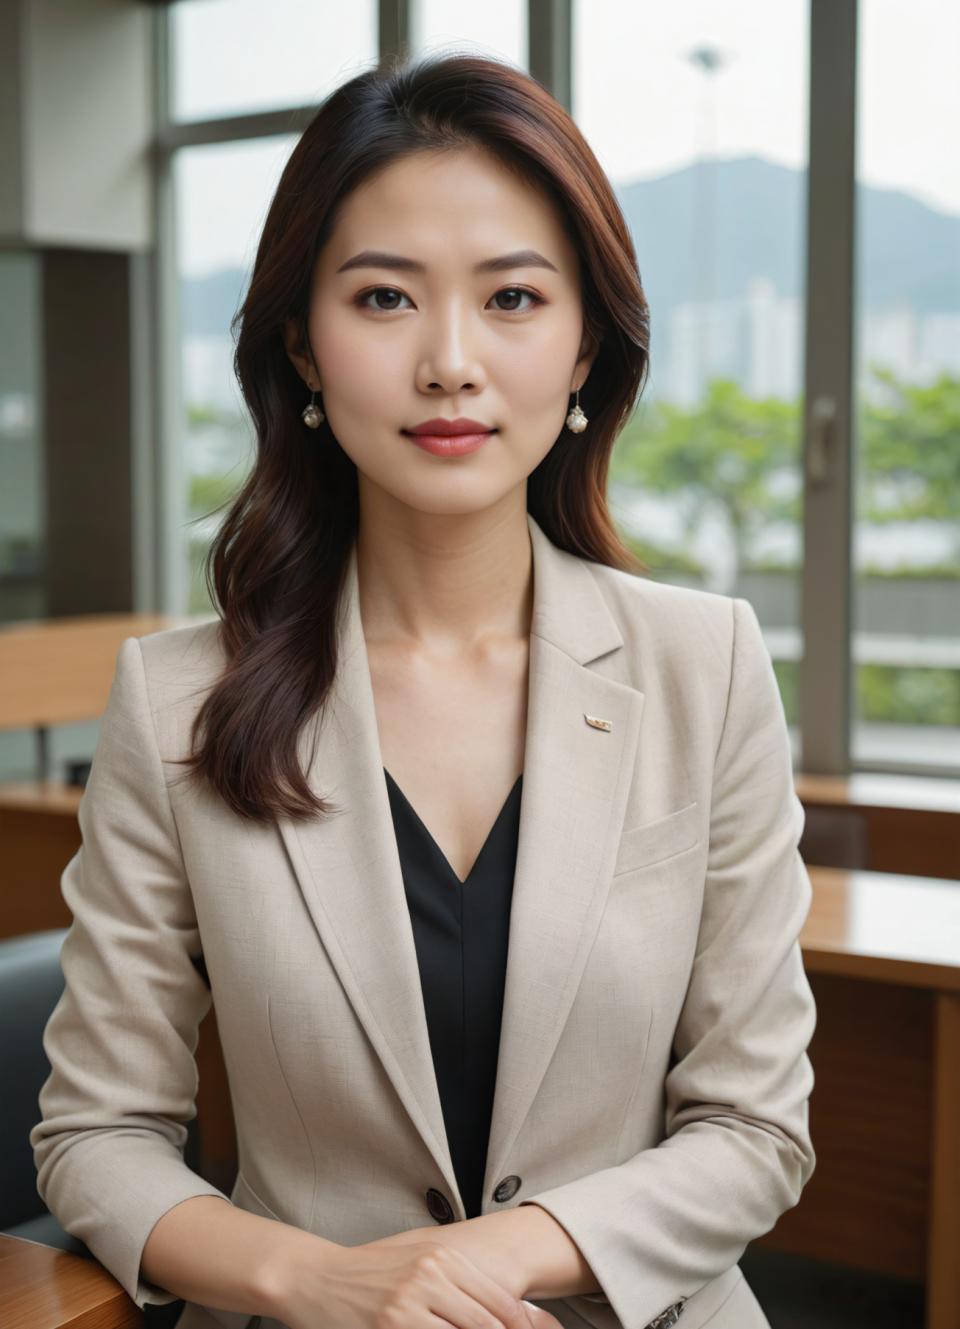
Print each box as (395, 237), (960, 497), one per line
(1, 0), (958, 786)
(1, 5), (958, 1329)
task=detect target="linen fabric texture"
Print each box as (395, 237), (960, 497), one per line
(30, 512), (816, 1329)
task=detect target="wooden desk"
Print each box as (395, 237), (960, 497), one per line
(0, 613), (209, 731)
(0, 1232), (140, 1329)
(765, 864), (960, 1329)
(797, 772), (960, 879)
(0, 613), (212, 780)
(0, 783), (84, 939)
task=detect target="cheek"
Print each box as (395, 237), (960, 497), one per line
(312, 311), (399, 411)
(306, 314), (413, 477)
(497, 323), (581, 408)
(503, 364), (568, 421)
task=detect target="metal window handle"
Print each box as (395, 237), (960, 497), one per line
(807, 394), (836, 485)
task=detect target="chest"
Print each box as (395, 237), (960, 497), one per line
(366, 637), (529, 883)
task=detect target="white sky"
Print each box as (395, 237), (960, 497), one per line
(173, 0), (960, 279)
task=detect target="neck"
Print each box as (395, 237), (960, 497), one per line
(354, 496), (533, 658)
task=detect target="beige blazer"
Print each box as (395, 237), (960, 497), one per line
(31, 511), (816, 1329)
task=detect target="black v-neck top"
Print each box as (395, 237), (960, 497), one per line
(383, 767), (523, 1219)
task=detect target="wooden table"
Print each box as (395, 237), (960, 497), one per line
(797, 771), (960, 879)
(0, 612), (211, 779)
(764, 863), (960, 1329)
(0, 1231), (140, 1329)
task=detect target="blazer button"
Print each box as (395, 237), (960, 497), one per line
(425, 1188), (455, 1224)
(647, 1298), (687, 1328)
(493, 1175), (522, 1202)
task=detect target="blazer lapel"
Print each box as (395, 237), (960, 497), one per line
(276, 512), (646, 1219)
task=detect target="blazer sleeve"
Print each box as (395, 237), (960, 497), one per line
(29, 636), (232, 1311)
(518, 595), (817, 1329)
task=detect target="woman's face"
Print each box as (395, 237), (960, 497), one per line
(284, 144), (598, 516)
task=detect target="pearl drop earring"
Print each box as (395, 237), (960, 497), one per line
(566, 387), (588, 433)
(302, 385), (325, 429)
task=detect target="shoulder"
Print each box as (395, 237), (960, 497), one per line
(128, 618), (227, 736)
(584, 559), (738, 681)
(134, 616), (226, 684)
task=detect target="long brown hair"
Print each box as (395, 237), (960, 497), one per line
(172, 50), (651, 824)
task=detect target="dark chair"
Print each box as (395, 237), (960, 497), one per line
(1, 927), (203, 1327)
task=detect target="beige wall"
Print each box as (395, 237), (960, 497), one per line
(0, 0), (154, 251)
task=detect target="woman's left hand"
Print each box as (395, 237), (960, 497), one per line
(374, 1213), (529, 1302)
(375, 1220), (567, 1328)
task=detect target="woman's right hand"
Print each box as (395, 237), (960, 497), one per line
(276, 1234), (565, 1329)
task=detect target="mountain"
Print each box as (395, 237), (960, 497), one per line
(613, 154), (959, 319)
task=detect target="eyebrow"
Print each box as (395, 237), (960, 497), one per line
(335, 248), (560, 276)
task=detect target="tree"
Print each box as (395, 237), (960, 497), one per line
(858, 365), (960, 553)
(611, 378), (800, 578)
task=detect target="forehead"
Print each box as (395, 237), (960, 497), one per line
(318, 146), (579, 280)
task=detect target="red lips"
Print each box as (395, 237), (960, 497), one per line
(404, 417), (495, 436)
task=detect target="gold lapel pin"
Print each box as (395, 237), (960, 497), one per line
(583, 713), (613, 732)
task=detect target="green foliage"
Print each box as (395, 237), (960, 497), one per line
(740, 560), (960, 578)
(188, 470), (240, 520)
(612, 378), (801, 565)
(617, 530), (705, 576)
(767, 661), (959, 727)
(188, 538), (216, 616)
(858, 664), (960, 726)
(610, 365), (960, 570)
(857, 563), (960, 579)
(858, 365), (960, 524)
(609, 367), (960, 730)
(773, 659), (799, 725)
(185, 402), (245, 428)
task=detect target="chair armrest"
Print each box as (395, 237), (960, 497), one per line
(0, 1232), (143, 1328)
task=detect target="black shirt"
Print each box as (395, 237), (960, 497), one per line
(383, 767), (524, 1219)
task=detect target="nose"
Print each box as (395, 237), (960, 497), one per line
(416, 302), (486, 395)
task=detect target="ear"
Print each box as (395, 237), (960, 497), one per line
(573, 328), (601, 393)
(283, 316), (319, 390)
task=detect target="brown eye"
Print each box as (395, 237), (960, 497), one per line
(356, 287), (409, 311)
(490, 287), (543, 312)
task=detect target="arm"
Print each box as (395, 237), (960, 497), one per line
(28, 637), (280, 1312)
(140, 1193), (339, 1317)
(366, 1203), (602, 1303)
(511, 596), (817, 1329)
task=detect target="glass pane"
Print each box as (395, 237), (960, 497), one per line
(173, 136), (300, 612)
(0, 252), (44, 625)
(574, 0), (809, 751)
(170, 0), (377, 123)
(412, 0), (527, 68)
(852, 0), (960, 772)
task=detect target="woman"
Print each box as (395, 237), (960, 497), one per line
(31, 51), (816, 1329)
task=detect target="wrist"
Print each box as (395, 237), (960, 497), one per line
(468, 1208), (533, 1300)
(254, 1221), (343, 1319)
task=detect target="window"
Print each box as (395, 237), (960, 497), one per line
(412, 0), (527, 68)
(574, 0), (809, 749)
(0, 254), (43, 625)
(170, 0), (376, 121)
(163, 0), (378, 612)
(851, 0), (960, 770)
(173, 136), (300, 612)
(158, 0), (959, 777)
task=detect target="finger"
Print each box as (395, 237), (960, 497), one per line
(422, 1245), (530, 1329)
(522, 1306), (566, 1328)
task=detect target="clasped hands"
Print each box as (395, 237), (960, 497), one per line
(373, 1207), (566, 1327)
